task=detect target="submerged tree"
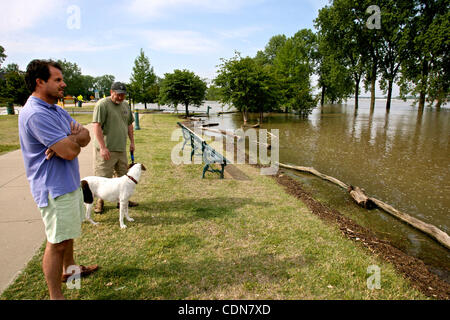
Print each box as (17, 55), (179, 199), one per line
(273, 29), (318, 116)
(399, 0), (449, 111)
(315, 0), (369, 110)
(215, 53), (280, 123)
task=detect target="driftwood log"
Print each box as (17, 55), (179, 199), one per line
(369, 198), (450, 250)
(277, 162), (450, 250)
(348, 185), (375, 209)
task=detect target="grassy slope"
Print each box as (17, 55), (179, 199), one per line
(0, 114), (426, 300)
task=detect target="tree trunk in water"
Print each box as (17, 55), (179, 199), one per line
(370, 66), (376, 112)
(321, 85), (325, 107)
(418, 59), (429, 113)
(354, 78), (360, 109)
(435, 97), (442, 111)
(386, 80), (393, 111)
(185, 103), (189, 117)
(418, 91), (426, 112)
(242, 110), (248, 124)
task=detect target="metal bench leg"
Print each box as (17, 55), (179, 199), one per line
(202, 164), (209, 178)
(220, 164), (225, 179)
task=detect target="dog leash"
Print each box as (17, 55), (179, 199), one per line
(128, 151), (137, 184)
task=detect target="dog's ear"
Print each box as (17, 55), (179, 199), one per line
(141, 164), (147, 171)
(128, 163), (136, 169)
(81, 180), (94, 204)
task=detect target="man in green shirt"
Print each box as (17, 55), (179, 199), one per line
(92, 82), (137, 213)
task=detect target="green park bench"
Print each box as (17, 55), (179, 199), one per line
(177, 122), (228, 179)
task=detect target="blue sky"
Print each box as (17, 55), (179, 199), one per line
(1, 0), (329, 85)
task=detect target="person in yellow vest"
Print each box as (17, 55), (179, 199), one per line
(77, 95), (83, 107)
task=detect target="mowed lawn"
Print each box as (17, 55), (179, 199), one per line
(0, 114), (426, 300)
(0, 113), (93, 155)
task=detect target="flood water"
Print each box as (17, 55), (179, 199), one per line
(201, 99), (450, 279)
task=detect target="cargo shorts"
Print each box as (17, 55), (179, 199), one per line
(94, 148), (128, 178)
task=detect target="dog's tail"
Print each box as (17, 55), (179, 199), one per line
(81, 180), (94, 204)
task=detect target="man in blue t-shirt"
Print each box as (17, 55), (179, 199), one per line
(19, 60), (98, 300)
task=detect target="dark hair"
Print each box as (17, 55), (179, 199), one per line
(25, 59), (63, 92)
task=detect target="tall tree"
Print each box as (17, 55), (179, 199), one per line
(315, 0), (370, 109)
(273, 29), (318, 116)
(129, 48), (157, 109)
(399, 0), (449, 111)
(375, 0), (414, 111)
(159, 69), (206, 117)
(316, 35), (354, 105)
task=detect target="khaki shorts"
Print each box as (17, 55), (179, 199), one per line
(39, 188), (85, 244)
(94, 148), (128, 178)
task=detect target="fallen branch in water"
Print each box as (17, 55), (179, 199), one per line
(277, 162), (450, 250)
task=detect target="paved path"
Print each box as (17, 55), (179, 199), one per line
(0, 124), (94, 294)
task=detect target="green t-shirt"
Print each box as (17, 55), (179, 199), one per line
(93, 97), (134, 152)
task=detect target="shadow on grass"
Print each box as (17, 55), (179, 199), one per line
(95, 197), (271, 227)
(85, 252), (309, 300)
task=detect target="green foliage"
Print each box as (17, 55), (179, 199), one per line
(0, 49), (29, 106)
(399, 0), (450, 108)
(94, 74), (115, 97)
(57, 59), (84, 97)
(375, 0), (415, 109)
(205, 85), (222, 101)
(129, 49), (157, 108)
(316, 36), (354, 104)
(0, 64), (29, 106)
(254, 34), (287, 66)
(159, 69), (207, 116)
(215, 53), (280, 122)
(272, 29), (318, 116)
(315, 0), (370, 108)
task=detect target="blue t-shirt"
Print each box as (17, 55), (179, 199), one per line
(19, 96), (81, 208)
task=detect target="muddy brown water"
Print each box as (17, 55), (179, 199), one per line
(203, 99), (450, 280)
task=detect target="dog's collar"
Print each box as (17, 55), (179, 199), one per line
(127, 175), (138, 184)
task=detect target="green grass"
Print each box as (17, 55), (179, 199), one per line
(0, 114), (427, 300)
(0, 115), (20, 155)
(0, 114), (93, 155)
(64, 105), (95, 113)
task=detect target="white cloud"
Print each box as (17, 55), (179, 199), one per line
(2, 34), (129, 55)
(128, 0), (264, 19)
(216, 26), (264, 39)
(0, 0), (66, 33)
(140, 30), (220, 54)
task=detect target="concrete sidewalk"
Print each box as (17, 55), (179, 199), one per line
(0, 124), (94, 294)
